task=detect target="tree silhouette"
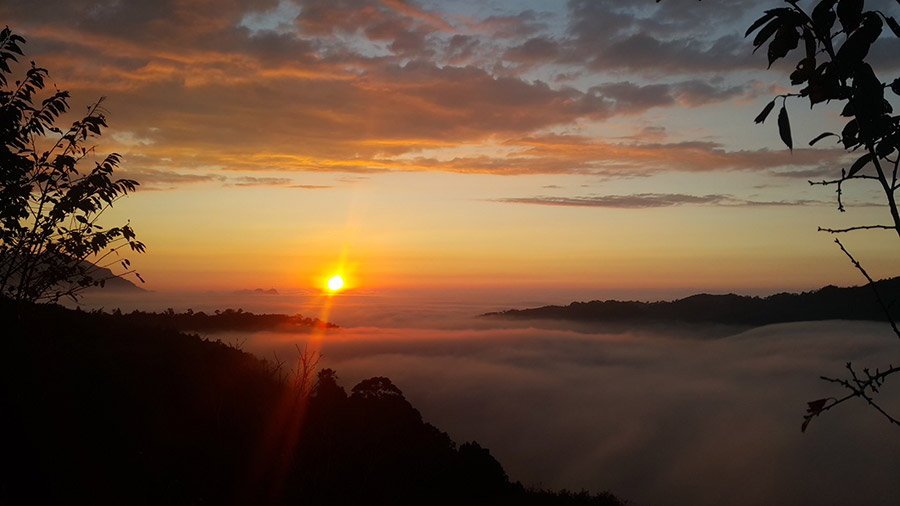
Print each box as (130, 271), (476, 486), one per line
(747, 0), (900, 430)
(315, 368), (348, 402)
(351, 376), (406, 400)
(0, 26), (144, 303)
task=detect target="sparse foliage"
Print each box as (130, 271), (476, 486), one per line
(289, 344), (319, 400)
(0, 26), (144, 303)
(747, 0), (900, 430)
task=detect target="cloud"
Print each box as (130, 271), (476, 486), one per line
(559, 1), (900, 77)
(563, 0), (761, 74)
(234, 318), (900, 506)
(673, 79), (749, 106)
(496, 193), (729, 208)
(74, 289), (900, 506)
(290, 184), (334, 189)
(1, 0), (874, 188)
(114, 168), (226, 190)
(352, 136), (846, 176)
(583, 32), (751, 74)
(737, 198), (823, 207)
(468, 11), (549, 39)
(591, 82), (677, 111)
(634, 125), (667, 142)
(867, 37), (900, 71)
(590, 79), (749, 114)
(337, 176), (369, 183)
(111, 130), (155, 146)
(291, 0), (451, 61)
(440, 134), (851, 176)
(503, 37), (560, 65)
(443, 34), (479, 65)
(228, 176), (295, 186)
(492, 193), (823, 209)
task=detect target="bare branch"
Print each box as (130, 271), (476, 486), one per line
(808, 175), (881, 186)
(834, 239), (900, 340)
(818, 363), (900, 429)
(818, 225), (895, 234)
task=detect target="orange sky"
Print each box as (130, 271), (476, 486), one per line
(4, 0), (899, 298)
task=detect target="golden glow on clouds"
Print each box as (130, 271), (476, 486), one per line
(5, 0), (897, 295)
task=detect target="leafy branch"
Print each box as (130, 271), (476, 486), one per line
(0, 26), (145, 303)
(748, 0), (900, 431)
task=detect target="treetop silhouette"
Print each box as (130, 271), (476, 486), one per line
(0, 26), (144, 303)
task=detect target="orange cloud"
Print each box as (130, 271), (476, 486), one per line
(3, 0), (854, 189)
(379, 0), (455, 33)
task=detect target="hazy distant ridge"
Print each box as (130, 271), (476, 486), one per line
(88, 263), (146, 292)
(101, 307), (337, 332)
(484, 278), (900, 326)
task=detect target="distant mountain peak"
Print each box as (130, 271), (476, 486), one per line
(483, 277), (900, 327)
(84, 264), (146, 293)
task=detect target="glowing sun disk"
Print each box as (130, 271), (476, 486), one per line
(327, 275), (344, 291)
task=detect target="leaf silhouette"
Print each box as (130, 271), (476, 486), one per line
(887, 17), (900, 38)
(754, 100), (776, 124)
(806, 398), (830, 414)
(836, 0), (863, 34)
(778, 105), (793, 151)
(847, 153), (871, 177)
(768, 25), (800, 67)
(809, 132), (836, 145)
(801, 415), (813, 433)
(753, 17), (783, 50)
(812, 0), (837, 41)
(746, 10), (780, 37)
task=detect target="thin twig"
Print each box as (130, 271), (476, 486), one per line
(818, 225), (894, 234)
(820, 363), (900, 428)
(834, 238), (900, 340)
(809, 175), (880, 186)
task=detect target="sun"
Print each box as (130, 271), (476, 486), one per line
(327, 275), (344, 292)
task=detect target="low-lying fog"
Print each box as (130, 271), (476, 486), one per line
(77, 290), (900, 505)
(235, 320), (898, 506)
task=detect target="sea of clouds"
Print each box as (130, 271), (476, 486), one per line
(240, 319), (899, 506)
(78, 290), (900, 505)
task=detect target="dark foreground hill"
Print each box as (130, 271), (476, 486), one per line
(484, 278), (900, 327)
(101, 307), (339, 333)
(1, 301), (624, 506)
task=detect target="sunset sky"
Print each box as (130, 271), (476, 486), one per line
(4, 0), (899, 298)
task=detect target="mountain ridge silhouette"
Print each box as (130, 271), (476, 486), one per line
(483, 278), (900, 327)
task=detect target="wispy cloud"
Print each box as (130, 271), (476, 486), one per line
(227, 176), (295, 187)
(493, 193), (824, 209)
(496, 193), (729, 208)
(114, 168), (225, 190)
(290, 184), (334, 190)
